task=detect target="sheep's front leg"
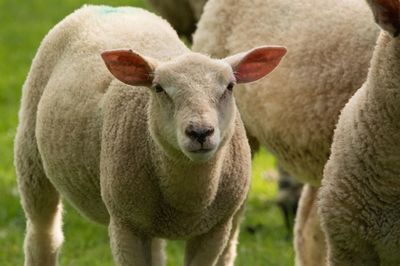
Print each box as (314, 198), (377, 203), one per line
(109, 219), (165, 266)
(184, 220), (232, 266)
(151, 238), (166, 266)
(215, 206), (245, 266)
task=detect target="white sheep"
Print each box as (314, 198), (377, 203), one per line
(148, 0), (305, 235)
(14, 5), (286, 266)
(146, 0), (207, 39)
(319, 1), (400, 265)
(192, 1), (380, 264)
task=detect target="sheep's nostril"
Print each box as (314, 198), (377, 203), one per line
(185, 126), (215, 145)
(205, 127), (214, 136)
(185, 128), (198, 140)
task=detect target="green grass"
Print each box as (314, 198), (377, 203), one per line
(0, 1), (294, 265)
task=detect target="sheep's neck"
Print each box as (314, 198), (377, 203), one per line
(368, 32), (400, 120)
(363, 32), (400, 182)
(154, 148), (225, 213)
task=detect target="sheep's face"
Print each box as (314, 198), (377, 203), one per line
(150, 54), (236, 162)
(102, 46), (286, 162)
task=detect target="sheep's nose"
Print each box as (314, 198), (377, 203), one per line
(185, 125), (215, 144)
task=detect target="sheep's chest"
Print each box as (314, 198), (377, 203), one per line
(107, 169), (248, 239)
(150, 205), (225, 239)
(122, 184), (244, 239)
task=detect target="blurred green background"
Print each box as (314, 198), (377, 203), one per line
(0, 0), (294, 265)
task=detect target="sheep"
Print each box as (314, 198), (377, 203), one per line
(14, 5), (286, 266)
(192, 0), (380, 265)
(146, 0), (207, 39)
(319, 1), (400, 265)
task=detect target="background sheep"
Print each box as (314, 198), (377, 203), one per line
(15, 5), (286, 265)
(192, 0), (380, 265)
(146, 0), (207, 39)
(319, 0), (400, 265)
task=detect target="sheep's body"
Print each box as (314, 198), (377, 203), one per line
(193, 0), (378, 185)
(16, 5), (253, 265)
(193, 1), (379, 265)
(320, 11), (400, 266)
(147, 0), (207, 38)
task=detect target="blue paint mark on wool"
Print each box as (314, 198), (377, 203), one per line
(97, 6), (138, 15)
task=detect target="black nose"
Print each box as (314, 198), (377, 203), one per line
(185, 125), (215, 144)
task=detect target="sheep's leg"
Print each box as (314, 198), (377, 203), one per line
(16, 146), (63, 266)
(215, 206), (244, 266)
(109, 219), (153, 266)
(23, 204), (63, 266)
(184, 220), (232, 266)
(294, 185), (327, 266)
(151, 238), (166, 266)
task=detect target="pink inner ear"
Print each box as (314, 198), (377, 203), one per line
(101, 50), (154, 86)
(234, 47), (287, 84)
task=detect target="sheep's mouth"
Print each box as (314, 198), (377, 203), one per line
(183, 147), (217, 162)
(180, 140), (219, 162)
(190, 148), (214, 154)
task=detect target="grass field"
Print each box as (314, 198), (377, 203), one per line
(0, 0), (294, 265)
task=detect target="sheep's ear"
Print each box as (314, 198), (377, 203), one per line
(366, 0), (400, 37)
(224, 46), (287, 84)
(101, 50), (156, 86)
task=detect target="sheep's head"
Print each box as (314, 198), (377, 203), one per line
(102, 46), (286, 162)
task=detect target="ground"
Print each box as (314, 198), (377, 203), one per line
(0, 0), (294, 265)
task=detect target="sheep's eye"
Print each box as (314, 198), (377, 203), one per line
(154, 84), (164, 93)
(227, 82), (234, 92)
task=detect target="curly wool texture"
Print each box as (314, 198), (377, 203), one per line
(320, 30), (400, 266)
(15, 5), (251, 266)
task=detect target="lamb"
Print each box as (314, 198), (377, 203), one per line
(148, 0), (304, 235)
(192, 1), (380, 264)
(14, 5), (286, 266)
(319, 1), (400, 265)
(146, 0), (207, 39)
